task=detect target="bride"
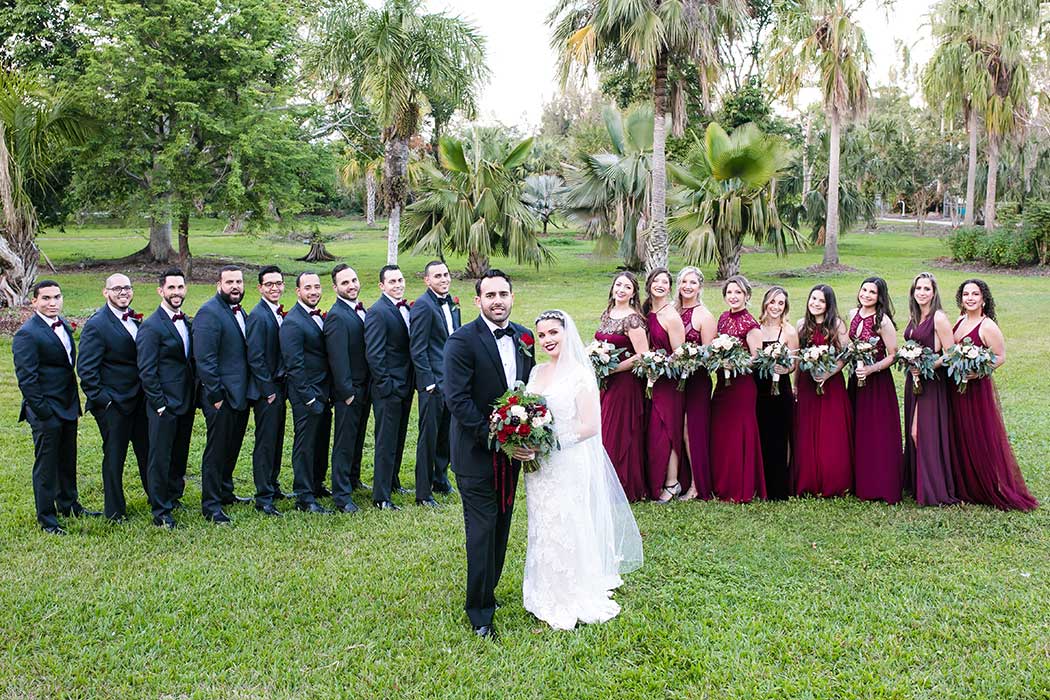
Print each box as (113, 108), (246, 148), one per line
(523, 309), (643, 630)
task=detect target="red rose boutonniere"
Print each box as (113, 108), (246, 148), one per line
(518, 331), (534, 358)
(450, 296), (460, 312)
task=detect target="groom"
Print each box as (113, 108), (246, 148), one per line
(443, 269), (535, 639)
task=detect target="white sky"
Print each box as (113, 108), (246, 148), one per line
(424, 0), (937, 130)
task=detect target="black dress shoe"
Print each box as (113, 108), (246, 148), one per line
(351, 481), (371, 492)
(295, 502), (333, 514)
(152, 515), (177, 530)
(42, 525), (67, 536)
(255, 504), (283, 517)
(432, 484), (455, 495)
(273, 489), (292, 500)
(416, 497), (440, 508)
(473, 624), (497, 640)
(373, 500), (401, 511)
(336, 502), (360, 514)
(204, 510), (232, 524)
(61, 505), (102, 518)
(314, 486), (333, 498)
(393, 486), (411, 495)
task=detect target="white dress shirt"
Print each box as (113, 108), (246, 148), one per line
(163, 305), (190, 357)
(109, 304), (139, 339)
(483, 317), (517, 389)
(38, 311), (72, 364)
(384, 293), (410, 329)
(230, 303), (246, 336)
(339, 295), (367, 322)
(436, 294), (455, 335)
(263, 298), (283, 327)
(299, 300), (323, 329)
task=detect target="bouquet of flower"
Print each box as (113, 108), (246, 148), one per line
(585, 340), (626, 389)
(632, 349), (676, 398)
(704, 333), (752, 387)
(488, 382), (558, 473)
(893, 340), (938, 396)
(670, 342), (708, 391)
(943, 337), (997, 394)
(798, 345), (838, 396)
(752, 341), (794, 396)
(839, 337), (879, 388)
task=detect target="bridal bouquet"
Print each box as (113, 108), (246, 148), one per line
(798, 345), (838, 396)
(753, 341), (794, 396)
(893, 340), (938, 395)
(632, 349), (676, 398)
(488, 382), (558, 473)
(944, 338), (996, 394)
(703, 333), (752, 387)
(839, 337), (879, 388)
(670, 342), (708, 391)
(585, 340), (625, 389)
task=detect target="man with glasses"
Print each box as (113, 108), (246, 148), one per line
(77, 273), (149, 521)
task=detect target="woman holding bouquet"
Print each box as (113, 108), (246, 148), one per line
(595, 272), (650, 502)
(948, 280), (1037, 511)
(903, 272), (958, 506)
(709, 276), (766, 502)
(847, 277), (903, 504)
(793, 284), (853, 497)
(676, 266), (717, 501)
(756, 286), (798, 500)
(644, 268), (687, 502)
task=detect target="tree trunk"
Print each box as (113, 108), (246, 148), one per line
(0, 123), (38, 306)
(382, 135), (409, 265)
(824, 108), (842, 265)
(224, 215), (245, 234)
(801, 113), (813, 199)
(717, 240), (743, 280)
(148, 215), (175, 262)
(984, 134), (999, 231)
(365, 171), (376, 226)
(645, 52), (670, 273)
(964, 107), (978, 226)
(177, 212), (192, 279)
(387, 204), (401, 265)
(431, 116), (443, 164)
(466, 249), (489, 278)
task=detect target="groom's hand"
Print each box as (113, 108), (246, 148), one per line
(511, 447), (536, 462)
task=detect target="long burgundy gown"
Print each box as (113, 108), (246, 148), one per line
(848, 313), (903, 504)
(902, 315), (958, 505)
(595, 311), (648, 502)
(708, 310), (766, 502)
(948, 318), (1038, 511)
(680, 306), (713, 500)
(793, 327), (853, 497)
(755, 327), (793, 501)
(646, 312), (686, 499)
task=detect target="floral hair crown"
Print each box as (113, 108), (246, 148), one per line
(535, 310), (565, 325)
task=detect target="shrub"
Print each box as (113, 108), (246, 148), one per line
(947, 226), (983, 262)
(1023, 201), (1050, 265)
(976, 227), (1036, 267)
(997, 201), (1023, 228)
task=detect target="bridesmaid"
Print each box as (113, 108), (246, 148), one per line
(708, 275), (766, 503)
(902, 272), (959, 506)
(644, 268), (687, 502)
(848, 277), (903, 504)
(595, 272), (650, 502)
(948, 279), (1038, 511)
(675, 266), (716, 501)
(793, 284), (853, 497)
(756, 286), (798, 501)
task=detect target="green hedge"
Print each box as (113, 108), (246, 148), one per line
(947, 204), (1050, 267)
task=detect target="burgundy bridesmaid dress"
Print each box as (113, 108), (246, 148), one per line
(708, 310), (766, 502)
(902, 315), (958, 505)
(680, 306), (713, 499)
(755, 327), (793, 500)
(948, 319), (1038, 511)
(595, 311), (648, 502)
(793, 327), (853, 497)
(646, 311), (686, 499)
(848, 313), (903, 504)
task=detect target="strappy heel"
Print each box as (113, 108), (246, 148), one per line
(656, 481), (682, 503)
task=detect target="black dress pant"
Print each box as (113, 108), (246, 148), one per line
(147, 408), (194, 519)
(290, 400), (328, 506)
(331, 392), (367, 508)
(93, 399), (149, 519)
(29, 416), (79, 529)
(414, 389), (451, 499)
(312, 404), (332, 495)
(251, 385), (286, 506)
(350, 386), (371, 487)
(457, 468), (519, 628)
(371, 389), (412, 503)
(200, 401), (249, 515)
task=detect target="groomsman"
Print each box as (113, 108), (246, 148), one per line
(280, 272), (333, 514)
(365, 264), (415, 510)
(409, 260), (460, 507)
(246, 265), (288, 515)
(137, 268), (196, 529)
(193, 265), (252, 523)
(13, 280), (97, 534)
(76, 273), (148, 521)
(324, 263), (372, 513)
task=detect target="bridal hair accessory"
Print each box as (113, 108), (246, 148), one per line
(535, 310), (566, 325)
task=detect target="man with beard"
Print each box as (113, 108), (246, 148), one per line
(324, 263), (371, 514)
(280, 272), (333, 514)
(193, 265), (252, 523)
(77, 273), (149, 521)
(137, 268), (196, 529)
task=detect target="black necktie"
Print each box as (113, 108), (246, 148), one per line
(494, 327), (514, 340)
(171, 313), (185, 322)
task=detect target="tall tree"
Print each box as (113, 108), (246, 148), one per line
(767, 0), (872, 266)
(548, 0), (748, 272)
(310, 0), (488, 264)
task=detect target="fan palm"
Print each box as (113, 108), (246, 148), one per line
(522, 174), (567, 235)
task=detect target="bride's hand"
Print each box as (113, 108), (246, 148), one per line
(512, 447), (536, 462)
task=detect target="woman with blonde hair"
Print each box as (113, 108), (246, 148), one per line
(756, 286), (798, 500)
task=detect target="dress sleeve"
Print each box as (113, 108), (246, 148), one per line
(626, 313), (645, 331)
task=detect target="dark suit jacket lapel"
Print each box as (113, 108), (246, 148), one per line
(32, 314), (72, 364)
(513, 323), (529, 384)
(426, 290), (449, 340)
(475, 318), (507, 391)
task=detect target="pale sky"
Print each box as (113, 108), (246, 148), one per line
(424, 0), (937, 130)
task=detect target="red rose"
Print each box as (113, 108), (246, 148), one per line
(521, 332), (534, 346)
(507, 396), (519, 405)
(69, 321), (78, 330)
(517, 424), (531, 436)
(452, 296), (460, 305)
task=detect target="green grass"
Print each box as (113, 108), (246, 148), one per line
(1, 219), (1048, 699)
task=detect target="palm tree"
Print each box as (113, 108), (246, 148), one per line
(668, 122), (800, 279)
(400, 134), (554, 277)
(310, 0), (487, 264)
(548, 0), (748, 272)
(522, 174), (567, 235)
(0, 72), (89, 306)
(767, 0), (872, 266)
(340, 151), (383, 225)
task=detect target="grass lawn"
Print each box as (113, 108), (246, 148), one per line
(1, 218), (1048, 699)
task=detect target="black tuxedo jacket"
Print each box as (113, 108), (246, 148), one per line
(409, 289), (461, 392)
(245, 299), (284, 400)
(136, 306), (197, 416)
(13, 314), (81, 423)
(77, 305), (143, 414)
(443, 317), (534, 478)
(325, 298), (370, 403)
(193, 293), (250, 411)
(364, 295), (414, 400)
(280, 303), (330, 412)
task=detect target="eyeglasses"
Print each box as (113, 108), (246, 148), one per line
(107, 285), (134, 293)
(260, 281), (285, 289)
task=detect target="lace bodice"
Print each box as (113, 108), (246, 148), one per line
(717, 309), (759, 341)
(526, 363), (598, 446)
(681, 306), (702, 343)
(595, 311), (645, 352)
(850, 313), (886, 359)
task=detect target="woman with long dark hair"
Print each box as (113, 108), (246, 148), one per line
(848, 277), (903, 504)
(756, 286), (798, 500)
(643, 268), (686, 502)
(675, 266), (716, 501)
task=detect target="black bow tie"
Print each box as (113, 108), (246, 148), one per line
(171, 313), (186, 322)
(493, 327), (515, 340)
(50, 320), (63, 330)
(435, 296), (449, 305)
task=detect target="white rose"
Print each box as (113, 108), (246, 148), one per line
(531, 416), (545, 428)
(599, 352), (610, 363)
(509, 405), (527, 419)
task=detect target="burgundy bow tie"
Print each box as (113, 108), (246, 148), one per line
(309, 309), (326, 319)
(230, 304), (242, 314)
(355, 302), (365, 312)
(276, 304), (285, 317)
(171, 312), (186, 322)
(122, 310), (142, 322)
(50, 320), (63, 330)
(396, 300), (409, 308)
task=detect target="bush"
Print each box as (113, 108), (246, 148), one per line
(947, 226), (983, 262)
(997, 200), (1023, 228)
(1023, 201), (1050, 265)
(949, 224), (1038, 267)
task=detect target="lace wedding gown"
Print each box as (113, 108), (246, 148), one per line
(523, 361), (643, 630)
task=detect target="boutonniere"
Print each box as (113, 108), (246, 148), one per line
(450, 296), (460, 311)
(69, 320), (78, 331)
(518, 331), (534, 358)
(409, 300), (415, 308)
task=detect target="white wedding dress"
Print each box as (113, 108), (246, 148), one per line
(522, 312), (643, 631)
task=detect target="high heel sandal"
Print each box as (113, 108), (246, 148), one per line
(657, 481), (682, 503)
